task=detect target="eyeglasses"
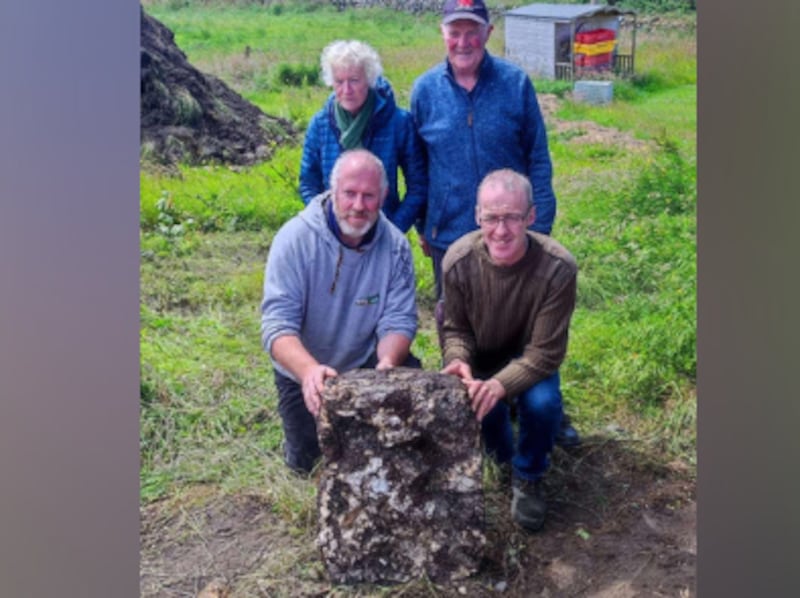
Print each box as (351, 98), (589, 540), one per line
(479, 212), (528, 228)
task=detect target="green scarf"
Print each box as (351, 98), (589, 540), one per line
(334, 88), (375, 150)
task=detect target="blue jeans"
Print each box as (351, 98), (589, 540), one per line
(481, 371), (564, 482)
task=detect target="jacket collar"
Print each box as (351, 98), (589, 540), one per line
(325, 76), (395, 133)
(443, 50), (493, 85)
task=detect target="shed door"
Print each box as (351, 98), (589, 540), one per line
(555, 22), (572, 64)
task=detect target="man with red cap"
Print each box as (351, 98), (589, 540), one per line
(410, 0), (580, 451)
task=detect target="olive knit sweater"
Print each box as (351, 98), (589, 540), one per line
(441, 230), (578, 399)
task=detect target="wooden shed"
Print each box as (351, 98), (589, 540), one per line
(504, 3), (637, 81)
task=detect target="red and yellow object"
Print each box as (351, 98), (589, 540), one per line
(574, 39), (616, 56)
(574, 28), (616, 68)
(575, 53), (613, 67)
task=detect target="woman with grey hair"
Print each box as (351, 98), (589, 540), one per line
(299, 40), (427, 233)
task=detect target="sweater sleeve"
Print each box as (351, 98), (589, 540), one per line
(259, 224), (306, 354)
(376, 236), (418, 341)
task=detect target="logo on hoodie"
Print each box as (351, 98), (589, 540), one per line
(355, 294), (380, 306)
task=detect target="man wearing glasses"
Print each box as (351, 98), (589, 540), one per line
(440, 169), (577, 532)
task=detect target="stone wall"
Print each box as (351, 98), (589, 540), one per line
(331, 0), (442, 13)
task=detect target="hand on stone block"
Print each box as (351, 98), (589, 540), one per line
(441, 358), (474, 381)
(466, 377), (507, 422)
(301, 363), (338, 417)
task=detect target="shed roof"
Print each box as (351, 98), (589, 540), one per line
(505, 3), (634, 21)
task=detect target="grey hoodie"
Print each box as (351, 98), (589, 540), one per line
(260, 192), (418, 381)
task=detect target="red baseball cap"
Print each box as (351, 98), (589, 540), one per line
(442, 0), (490, 26)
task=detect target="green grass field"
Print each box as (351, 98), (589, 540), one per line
(140, 0), (696, 513)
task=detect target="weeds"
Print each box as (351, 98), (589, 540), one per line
(155, 192), (194, 237)
(275, 63), (320, 87)
(625, 134), (695, 216)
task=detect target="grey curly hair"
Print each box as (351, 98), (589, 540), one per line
(320, 40), (383, 88)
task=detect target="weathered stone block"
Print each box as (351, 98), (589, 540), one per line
(317, 368), (485, 584)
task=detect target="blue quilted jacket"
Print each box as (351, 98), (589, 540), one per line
(411, 52), (557, 250)
(299, 77), (427, 233)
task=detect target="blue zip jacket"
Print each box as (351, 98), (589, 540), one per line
(410, 51), (556, 250)
(299, 77), (428, 233)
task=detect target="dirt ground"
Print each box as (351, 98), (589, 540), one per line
(140, 435), (695, 597)
(537, 93), (651, 152)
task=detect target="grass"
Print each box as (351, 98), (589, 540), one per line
(141, 145), (304, 233)
(140, 1), (696, 515)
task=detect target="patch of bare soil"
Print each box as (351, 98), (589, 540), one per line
(140, 438), (695, 597)
(538, 93), (650, 152)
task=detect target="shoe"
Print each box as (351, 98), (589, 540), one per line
(511, 477), (547, 531)
(556, 413), (581, 448)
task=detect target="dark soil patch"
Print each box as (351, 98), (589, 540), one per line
(140, 438), (695, 597)
(140, 6), (298, 167)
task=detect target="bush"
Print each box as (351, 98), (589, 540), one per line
(275, 63), (320, 88)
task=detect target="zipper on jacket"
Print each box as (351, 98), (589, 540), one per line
(467, 111), (473, 127)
